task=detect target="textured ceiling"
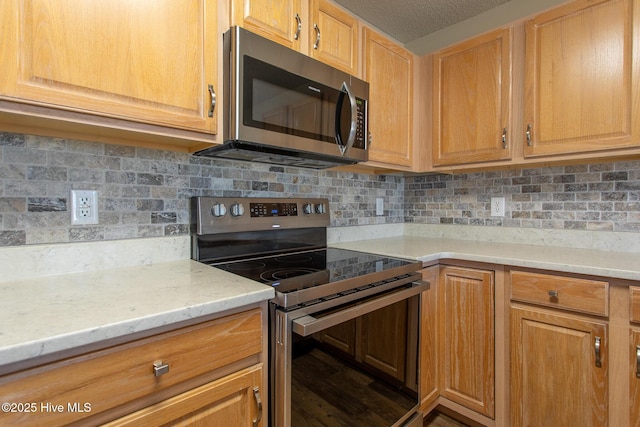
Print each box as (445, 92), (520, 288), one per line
(333, 0), (512, 44)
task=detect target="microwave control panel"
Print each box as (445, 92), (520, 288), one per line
(354, 98), (367, 149)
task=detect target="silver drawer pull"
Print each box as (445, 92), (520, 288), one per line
(548, 290), (559, 298)
(153, 361), (170, 377)
(594, 337), (602, 368)
(502, 128), (507, 149)
(252, 387), (263, 427)
(636, 345), (640, 378)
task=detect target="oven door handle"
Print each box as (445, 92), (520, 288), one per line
(291, 280), (429, 337)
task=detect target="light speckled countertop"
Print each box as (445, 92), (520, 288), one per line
(0, 259), (273, 369)
(2, 227), (639, 373)
(330, 235), (640, 281)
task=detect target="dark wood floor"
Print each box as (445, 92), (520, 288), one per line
(291, 347), (416, 426)
(423, 412), (470, 427)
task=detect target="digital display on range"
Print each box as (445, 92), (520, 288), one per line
(250, 202), (298, 217)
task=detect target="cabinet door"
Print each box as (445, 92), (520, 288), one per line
(632, 329), (640, 425)
(0, 0), (217, 133)
(0, 309), (263, 427)
(231, 0), (302, 49)
(318, 301), (409, 382)
(317, 320), (356, 357)
(104, 364), (264, 427)
(523, 0), (639, 157)
(360, 299), (408, 381)
(364, 28), (414, 168)
(432, 28), (512, 166)
(511, 307), (608, 427)
(420, 266), (439, 410)
(438, 266), (495, 417)
(309, 0), (359, 75)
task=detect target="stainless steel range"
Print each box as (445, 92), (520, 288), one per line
(192, 197), (428, 427)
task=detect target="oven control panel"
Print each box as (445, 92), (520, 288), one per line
(250, 202), (298, 217)
(193, 197), (330, 234)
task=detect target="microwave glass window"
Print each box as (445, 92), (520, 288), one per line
(244, 56), (344, 143)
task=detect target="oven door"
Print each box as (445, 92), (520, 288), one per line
(271, 282), (427, 427)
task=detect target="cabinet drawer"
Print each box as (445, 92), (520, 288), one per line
(0, 309), (262, 426)
(631, 286), (640, 323)
(510, 271), (608, 316)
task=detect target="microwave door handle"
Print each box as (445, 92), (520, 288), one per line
(334, 82), (357, 155)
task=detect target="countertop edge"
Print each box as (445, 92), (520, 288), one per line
(0, 260), (274, 370)
(1, 289), (274, 371)
(330, 237), (640, 282)
(418, 251), (640, 281)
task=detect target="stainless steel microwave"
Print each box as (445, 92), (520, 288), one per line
(194, 26), (369, 169)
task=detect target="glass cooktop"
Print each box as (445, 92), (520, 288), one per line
(209, 248), (418, 293)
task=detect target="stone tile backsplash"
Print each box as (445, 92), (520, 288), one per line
(2, 131), (640, 246)
(404, 162), (640, 232)
(0, 133), (403, 245)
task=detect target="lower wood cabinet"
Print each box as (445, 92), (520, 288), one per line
(361, 299), (409, 381)
(510, 270), (609, 427)
(419, 264), (637, 427)
(420, 264), (496, 424)
(631, 329), (640, 426)
(317, 319), (356, 356)
(510, 306), (608, 426)
(317, 299), (409, 383)
(438, 265), (495, 418)
(104, 364), (263, 426)
(630, 287), (640, 426)
(420, 266), (439, 410)
(0, 307), (266, 426)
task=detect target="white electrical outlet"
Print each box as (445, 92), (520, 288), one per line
(376, 198), (384, 216)
(71, 190), (99, 225)
(490, 197), (505, 217)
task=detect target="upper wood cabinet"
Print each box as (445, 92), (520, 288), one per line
(231, 0), (359, 75)
(432, 27), (513, 166)
(523, 0), (640, 158)
(308, 0), (359, 75)
(0, 0), (218, 135)
(231, 0), (302, 50)
(364, 28), (414, 168)
(425, 0), (640, 172)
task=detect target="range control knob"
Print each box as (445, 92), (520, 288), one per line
(315, 203), (326, 214)
(211, 203), (227, 218)
(303, 203), (314, 215)
(230, 203), (245, 217)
